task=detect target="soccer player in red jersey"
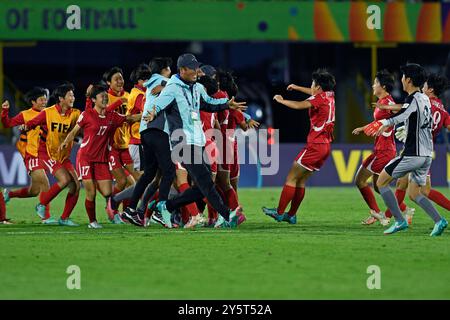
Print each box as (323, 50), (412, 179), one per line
(25, 83), (81, 226)
(351, 70), (400, 226)
(61, 85), (141, 228)
(263, 69), (336, 224)
(103, 67), (139, 200)
(1, 88), (51, 223)
(215, 70), (243, 215)
(127, 64), (150, 177)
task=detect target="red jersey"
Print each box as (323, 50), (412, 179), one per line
(306, 91), (335, 144)
(373, 95), (396, 153)
(215, 90), (229, 135)
(430, 97), (450, 142)
(200, 110), (216, 143)
(77, 108), (126, 162)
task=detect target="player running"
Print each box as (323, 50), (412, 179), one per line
(25, 83), (81, 226)
(103, 67), (139, 201)
(263, 69), (336, 224)
(61, 85), (141, 228)
(352, 70), (399, 226)
(1, 88), (51, 223)
(364, 63), (447, 236)
(378, 73), (450, 218)
(127, 64), (151, 176)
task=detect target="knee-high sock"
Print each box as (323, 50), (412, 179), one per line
(61, 192), (79, 220)
(288, 187), (305, 217)
(385, 189), (407, 218)
(178, 183), (199, 220)
(225, 187), (239, 210)
(9, 187), (30, 198)
(39, 184), (62, 206)
(427, 189), (450, 211)
(379, 187), (405, 222)
(358, 186), (380, 212)
(277, 185), (296, 214)
(85, 199), (96, 223)
(0, 193), (6, 221)
(415, 194), (442, 223)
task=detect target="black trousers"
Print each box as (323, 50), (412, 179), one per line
(129, 129), (175, 209)
(166, 145), (230, 220)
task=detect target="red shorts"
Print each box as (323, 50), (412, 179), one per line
(295, 143), (331, 171)
(362, 150), (396, 174)
(218, 138), (237, 172)
(39, 152), (75, 175)
(109, 147), (134, 170)
(77, 155), (112, 181)
(205, 140), (218, 173)
(24, 153), (46, 174)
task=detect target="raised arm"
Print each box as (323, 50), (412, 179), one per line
(273, 95), (312, 110)
(287, 84), (313, 95)
(1, 101), (25, 128)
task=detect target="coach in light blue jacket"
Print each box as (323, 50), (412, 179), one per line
(146, 53), (247, 229)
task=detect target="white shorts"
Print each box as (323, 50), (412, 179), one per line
(128, 144), (143, 171)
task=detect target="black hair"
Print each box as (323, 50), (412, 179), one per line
(149, 57), (172, 75)
(311, 69), (336, 92)
(198, 75), (219, 96)
(88, 84), (108, 100)
(130, 63), (152, 84)
(52, 82), (75, 101)
(25, 87), (47, 105)
(216, 69), (238, 97)
(400, 63), (427, 88)
(426, 73), (449, 97)
(375, 69), (395, 93)
(103, 67), (124, 83)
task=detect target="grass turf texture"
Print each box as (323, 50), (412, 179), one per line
(0, 187), (449, 299)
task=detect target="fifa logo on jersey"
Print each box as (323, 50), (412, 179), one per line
(366, 5), (381, 30)
(66, 5), (81, 30)
(51, 122), (70, 133)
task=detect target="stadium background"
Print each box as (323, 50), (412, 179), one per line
(1, 0), (450, 187)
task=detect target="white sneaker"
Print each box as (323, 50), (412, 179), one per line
(184, 214), (203, 229)
(370, 210), (390, 226)
(88, 221), (103, 229)
(404, 207), (415, 225)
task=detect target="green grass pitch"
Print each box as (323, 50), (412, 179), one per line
(0, 187), (449, 299)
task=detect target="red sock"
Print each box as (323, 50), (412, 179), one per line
(0, 193), (6, 220)
(207, 203), (218, 220)
(44, 204), (51, 220)
(216, 185), (226, 202)
(288, 187), (305, 216)
(277, 185), (296, 214)
(225, 188), (239, 210)
(85, 199), (96, 223)
(181, 207), (191, 224)
(428, 189), (450, 210)
(358, 186), (380, 212)
(178, 183), (199, 218)
(149, 190), (159, 203)
(385, 189), (407, 218)
(9, 187), (30, 198)
(39, 184), (62, 206)
(61, 192), (79, 220)
(123, 199), (131, 210)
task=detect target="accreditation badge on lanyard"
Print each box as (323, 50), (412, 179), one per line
(183, 86), (200, 122)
